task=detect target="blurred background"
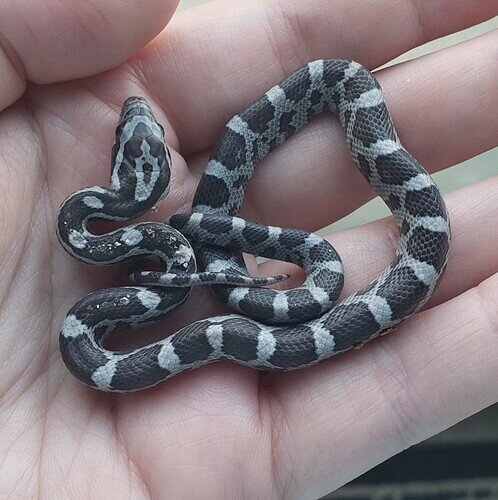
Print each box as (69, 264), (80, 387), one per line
(178, 2), (497, 497)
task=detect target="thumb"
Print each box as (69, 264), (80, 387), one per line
(0, 0), (179, 111)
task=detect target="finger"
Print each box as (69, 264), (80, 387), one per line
(189, 31), (498, 230)
(262, 272), (498, 498)
(133, 0), (497, 153)
(0, 0), (179, 111)
(258, 174), (498, 312)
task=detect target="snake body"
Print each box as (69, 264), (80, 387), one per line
(57, 60), (450, 392)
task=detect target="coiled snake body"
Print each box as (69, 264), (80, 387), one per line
(57, 60), (450, 392)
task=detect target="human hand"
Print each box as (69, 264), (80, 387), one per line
(0, 0), (496, 497)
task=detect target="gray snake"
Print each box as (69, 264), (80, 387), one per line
(57, 59), (451, 392)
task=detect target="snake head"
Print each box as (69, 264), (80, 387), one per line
(110, 97), (172, 206)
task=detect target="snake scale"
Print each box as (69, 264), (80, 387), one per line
(57, 59), (450, 392)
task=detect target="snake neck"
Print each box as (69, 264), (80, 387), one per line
(56, 184), (195, 274)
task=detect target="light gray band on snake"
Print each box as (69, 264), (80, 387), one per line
(57, 59), (451, 392)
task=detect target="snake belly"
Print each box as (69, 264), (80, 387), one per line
(58, 60), (450, 392)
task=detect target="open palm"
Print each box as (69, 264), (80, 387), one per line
(0, 0), (496, 497)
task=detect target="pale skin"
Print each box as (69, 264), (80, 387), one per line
(0, 0), (496, 497)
